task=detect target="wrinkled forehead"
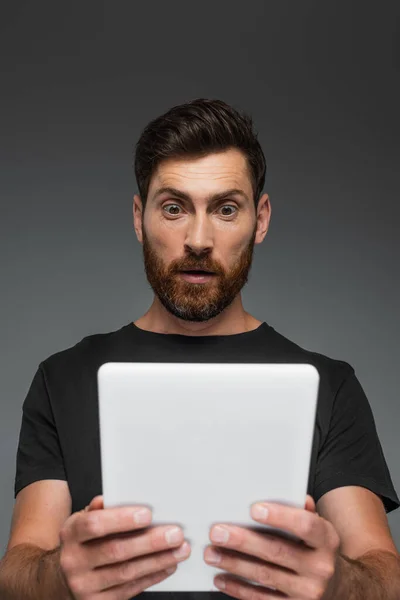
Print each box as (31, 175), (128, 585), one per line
(148, 150), (253, 202)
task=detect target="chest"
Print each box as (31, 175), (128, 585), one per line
(57, 389), (322, 514)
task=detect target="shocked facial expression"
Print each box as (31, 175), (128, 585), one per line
(134, 148), (269, 322)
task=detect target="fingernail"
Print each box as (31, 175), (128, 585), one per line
(211, 526), (229, 543)
(134, 508), (151, 524)
(252, 504), (269, 520)
(205, 547), (221, 564)
(215, 577), (226, 589)
(173, 541), (190, 560)
(165, 526), (182, 545)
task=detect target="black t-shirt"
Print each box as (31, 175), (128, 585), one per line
(14, 321), (400, 597)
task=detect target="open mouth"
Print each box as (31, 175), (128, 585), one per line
(178, 270), (217, 282)
(182, 270), (214, 274)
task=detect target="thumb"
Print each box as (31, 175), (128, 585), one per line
(305, 494), (316, 513)
(84, 495), (104, 512)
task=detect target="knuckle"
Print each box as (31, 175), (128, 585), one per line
(314, 559), (335, 580)
(68, 575), (87, 597)
(106, 539), (125, 563)
(328, 527), (341, 551)
(59, 526), (68, 543)
(306, 580), (325, 600)
(254, 562), (273, 587)
(84, 513), (102, 537)
(299, 514), (315, 539)
(117, 559), (136, 583)
(59, 551), (75, 575)
(248, 586), (263, 600)
(269, 538), (287, 562)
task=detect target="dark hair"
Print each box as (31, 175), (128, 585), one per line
(134, 98), (266, 210)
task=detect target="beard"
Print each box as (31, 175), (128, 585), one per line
(141, 225), (257, 322)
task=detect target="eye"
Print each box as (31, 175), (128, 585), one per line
(163, 204), (182, 216)
(219, 205), (237, 217)
(162, 203), (238, 218)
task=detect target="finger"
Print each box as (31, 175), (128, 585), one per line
(206, 526), (308, 574)
(62, 504), (153, 543)
(88, 538), (190, 590)
(250, 501), (327, 548)
(79, 496), (103, 514)
(214, 572), (289, 598)
(86, 495), (104, 511)
(100, 566), (177, 600)
(305, 495), (316, 513)
(85, 524), (189, 569)
(209, 549), (313, 599)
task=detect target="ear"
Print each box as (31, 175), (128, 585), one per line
(254, 193), (271, 245)
(133, 194), (144, 243)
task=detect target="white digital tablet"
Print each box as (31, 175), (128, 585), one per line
(97, 362), (319, 592)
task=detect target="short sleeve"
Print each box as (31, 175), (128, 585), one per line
(14, 363), (67, 498)
(313, 365), (400, 514)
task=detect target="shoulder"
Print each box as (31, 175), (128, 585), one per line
(265, 326), (362, 445)
(266, 325), (355, 395)
(38, 323), (130, 379)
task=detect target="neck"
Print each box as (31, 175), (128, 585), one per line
(134, 296), (262, 336)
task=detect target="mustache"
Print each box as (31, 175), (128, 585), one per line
(173, 259), (220, 273)
(175, 264), (220, 273)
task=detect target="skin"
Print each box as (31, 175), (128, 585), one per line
(132, 147), (271, 336)
(203, 495), (341, 598)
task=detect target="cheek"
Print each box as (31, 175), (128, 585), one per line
(222, 235), (251, 260)
(148, 231), (183, 266)
(156, 233), (181, 255)
(145, 216), (177, 248)
(149, 213), (184, 244)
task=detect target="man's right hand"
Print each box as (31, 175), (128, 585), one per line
(59, 495), (191, 599)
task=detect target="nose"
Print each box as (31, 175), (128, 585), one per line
(184, 214), (213, 255)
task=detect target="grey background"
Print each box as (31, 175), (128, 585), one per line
(1, 0), (399, 555)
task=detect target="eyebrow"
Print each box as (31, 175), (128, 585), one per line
(152, 186), (250, 204)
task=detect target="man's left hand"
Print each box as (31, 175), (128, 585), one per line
(204, 495), (341, 599)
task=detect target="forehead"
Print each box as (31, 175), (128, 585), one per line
(149, 148), (252, 194)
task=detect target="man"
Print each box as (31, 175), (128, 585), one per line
(0, 98), (399, 600)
